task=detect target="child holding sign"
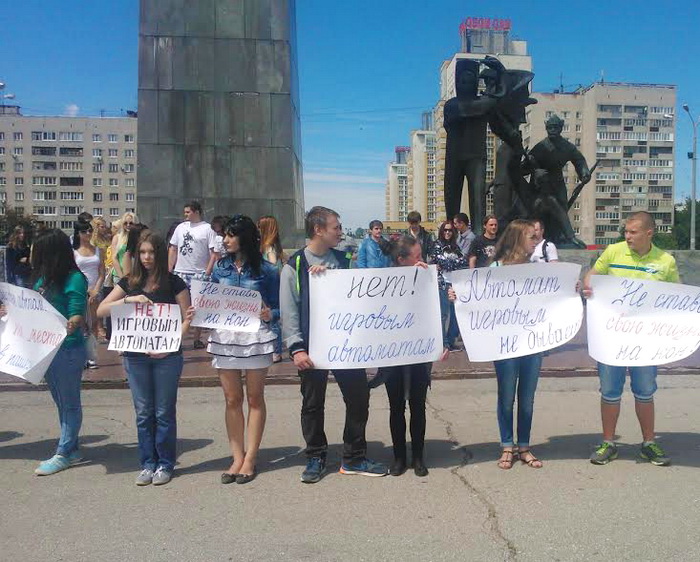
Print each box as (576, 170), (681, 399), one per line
(207, 215), (279, 485)
(98, 232), (193, 486)
(30, 230), (88, 476)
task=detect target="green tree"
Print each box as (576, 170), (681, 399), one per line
(0, 207), (36, 245)
(672, 198), (700, 249)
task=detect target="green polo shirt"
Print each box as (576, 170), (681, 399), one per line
(593, 241), (679, 282)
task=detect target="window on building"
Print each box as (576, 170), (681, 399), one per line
(14, 177), (23, 186)
(58, 132), (83, 142)
(59, 147), (83, 157)
(125, 193), (135, 202)
(109, 193), (119, 201)
(13, 147), (23, 156)
(123, 164), (134, 173)
(0, 178), (6, 186)
(124, 134), (134, 143)
(92, 134), (101, 142)
(109, 179), (118, 188)
(60, 206), (82, 216)
(33, 191), (57, 201)
(60, 192), (84, 201)
(0, 132), (4, 140)
(60, 162), (83, 171)
(93, 163), (103, 173)
(0, 147), (4, 155)
(31, 131), (57, 141)
(93, 193), (103, 202)
(13, 132), (23, 141)
(13, 162), (23, 172)
(15, 192), (24, 201)
(125, 178), (135, 187)
(108, 148), (118, 158)
(0, 163), (4, 172)
(108, 163), (119, 173)
(93, 207), (103, 216)
(32, 146), (56, 156)
(92, 148), (102, 158)
(109, 207), (120, 217)
(108, 134), (118, 143)
(92, 178), (102, 187)
(124, 149), (135, 158)
(32, 176), (58, 186)
(59, 177), (84, 187)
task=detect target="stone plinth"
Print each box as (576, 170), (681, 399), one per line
(137, 0), (304, 245)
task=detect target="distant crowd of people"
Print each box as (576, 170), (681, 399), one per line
(6, 203), (680, 485)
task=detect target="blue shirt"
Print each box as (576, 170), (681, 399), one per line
(211, 256), (281, 322)
(356, 237), (391, 269)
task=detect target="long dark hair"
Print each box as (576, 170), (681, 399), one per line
(128, 231), (170, 292)
(224, 215), (263, 275)
(437, 220), (459, 252)
(31, 229), (82, 293)
(72, 220), (93, 250)
(126, 223), (149, 255)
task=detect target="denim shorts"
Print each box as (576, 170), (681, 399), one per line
(597, 362), (657, 404)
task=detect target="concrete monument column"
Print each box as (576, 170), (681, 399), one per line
(137, 0), (304, 245)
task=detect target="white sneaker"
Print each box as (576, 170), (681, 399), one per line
(135, 468), (154, 486)
(152, 467), (172, 486)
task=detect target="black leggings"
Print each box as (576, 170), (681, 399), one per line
(382, 363), (431, 460)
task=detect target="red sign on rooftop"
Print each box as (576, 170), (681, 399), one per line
(459, 17), (512, 33)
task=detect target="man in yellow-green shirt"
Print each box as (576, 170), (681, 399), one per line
(583, 211), (679, 466)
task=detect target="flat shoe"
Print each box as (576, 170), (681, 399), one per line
(221, 472), (240, 485)
(236, 469), (257, 484)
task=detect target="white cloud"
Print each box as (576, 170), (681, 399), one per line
(64, 103), (79, 117)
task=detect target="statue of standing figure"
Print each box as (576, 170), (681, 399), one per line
(525, 115), (591, 248)
(443, 56), (506, 233)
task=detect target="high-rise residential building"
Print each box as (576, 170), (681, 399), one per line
(524, 82), (676, 245)
(385, 146), (409, 222)
(0, 106), (138, 229)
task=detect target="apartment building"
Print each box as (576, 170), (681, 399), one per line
(524, 82), (676, 245)
(0, 106), (137, 229)
(385, 146), (410, 222)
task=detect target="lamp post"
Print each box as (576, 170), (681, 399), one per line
(682, 104), (697, 250)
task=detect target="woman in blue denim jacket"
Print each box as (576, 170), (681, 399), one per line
(356, 220), (392, 269)
(208, 215), (280, 485)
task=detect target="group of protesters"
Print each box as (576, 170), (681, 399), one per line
(10, 201), (680, 485)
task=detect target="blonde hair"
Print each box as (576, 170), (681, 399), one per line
(90, 217), (111, 246)
(114, 212), (139, 247)
(492, 219), (535, 265)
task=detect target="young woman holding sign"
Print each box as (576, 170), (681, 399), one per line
(29, 229), (88, 476)
(208, 215), (280, 485)
(489, 220), (543, 470)
(378, 236), (451, 477)
(98, 231), (193, 486)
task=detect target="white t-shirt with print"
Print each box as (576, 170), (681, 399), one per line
(530, 239), (559, 263)
(170, 221), (217, 274)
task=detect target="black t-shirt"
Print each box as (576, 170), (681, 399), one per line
(467, 235), (497, 268)
(117, 273), (188, 303)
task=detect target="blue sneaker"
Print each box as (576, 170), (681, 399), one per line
(35, 454), (71, 476)
(301, 456), (327, 484)
(339, 458), (388, 477)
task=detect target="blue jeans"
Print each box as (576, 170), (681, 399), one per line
(44, 344), (87, 457)
(123, 353), (183, 471)
(597, 362), (657, 404)
(439, 289), (460, 347)
(494, 353), (542, 448)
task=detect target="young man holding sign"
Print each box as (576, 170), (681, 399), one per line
(281, 206), (388, 483)
(583, 211), (679, 466)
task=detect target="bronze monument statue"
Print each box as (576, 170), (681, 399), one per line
(443, 56), (506, 232)
(524, 114), (591, 248)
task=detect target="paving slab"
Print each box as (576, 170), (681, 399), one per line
(1, 375), (700, 561)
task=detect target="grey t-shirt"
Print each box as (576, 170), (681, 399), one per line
(280, 248), (343, 352)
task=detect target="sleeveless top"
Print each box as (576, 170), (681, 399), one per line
(74, 248), (101, 289)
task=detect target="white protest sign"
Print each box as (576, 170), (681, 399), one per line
(190, 280), (261, 333)
(109, 302), (182, 353)
(587, 276), (700, 366)
(449, 262), (583, 362)
(0, 282), (68, 384)
(309, 266), (443, 369)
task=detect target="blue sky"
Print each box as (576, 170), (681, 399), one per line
(2, 0), (699, 228)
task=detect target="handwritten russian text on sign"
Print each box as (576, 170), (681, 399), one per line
(190, 280), (261, 333)
(0, 283), (67, 384)
(309, 266), (443, 369)
(587, 276), (700, 366)
(449, 263), (583, 362)
(109, 302), (182, 353)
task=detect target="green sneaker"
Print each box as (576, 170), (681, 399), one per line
(640, 442), (670, 466)
(590, 442), (618, 465)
